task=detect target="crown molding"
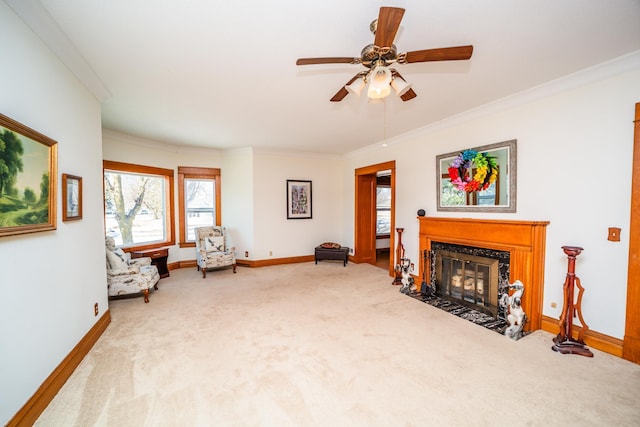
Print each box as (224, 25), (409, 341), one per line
(5, 0), (111, 102)
(251, 146), (343, 159)
(347, 49), (640, 157)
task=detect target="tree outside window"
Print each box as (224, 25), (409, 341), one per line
(178, 167), (220, 246)
(103, 161), (174, 248)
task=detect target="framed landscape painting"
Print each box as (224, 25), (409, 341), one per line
(286, 179), (312, 219)
(0, 113), (57, 237)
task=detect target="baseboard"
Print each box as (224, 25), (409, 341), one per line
(7, 309), (111, 426)
(541, 315), (623, 357)
(238, 255), (315, 268)
(174, 260), (195, 270)
(177, 257), (320, 269)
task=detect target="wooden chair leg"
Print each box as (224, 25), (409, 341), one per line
(142, 289), (150, 303)
(233, 264), (237, 273)
(202, 268), (206, 278)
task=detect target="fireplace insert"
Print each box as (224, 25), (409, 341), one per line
(435, 249), (500, 317)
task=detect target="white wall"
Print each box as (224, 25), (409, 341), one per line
(102, 137), (346, 263)
(220, 147), (254, 259)
(344, 55), (640, 339)
(252, 149), (345, 260)
(0, 3), (105, 423)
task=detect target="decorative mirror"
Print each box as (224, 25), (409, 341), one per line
(436, 139), (516, 212)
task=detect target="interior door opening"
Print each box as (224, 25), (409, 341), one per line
(354, 161), (395, 276)
(375, 171), (392, 270)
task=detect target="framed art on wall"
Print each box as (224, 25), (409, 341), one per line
(436, 139), (517, 213)
(0, 113), (57, 237)
(62, 174), (82, 221)
(286, 179), (312, 219)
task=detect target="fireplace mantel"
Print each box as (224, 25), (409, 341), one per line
(419, 217), (549, 331)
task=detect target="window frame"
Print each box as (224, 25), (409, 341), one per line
(177, 166), (221, 248)
(103, 160), (175, 251)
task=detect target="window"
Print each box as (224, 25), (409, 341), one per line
(376, 186), (391, 236)
(178, 167), (221, 247)
(103, 161), (175, 249)
(440, 171), (498, 206)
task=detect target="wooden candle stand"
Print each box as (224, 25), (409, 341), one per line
(392, 227), (404, 286)
(552, 246), (594, 357)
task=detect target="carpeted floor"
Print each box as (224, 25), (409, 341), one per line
(36, 262), (640, 426)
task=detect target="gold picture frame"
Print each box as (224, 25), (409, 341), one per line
(62, 174), (82, 221)
(0, 113), (57, 237)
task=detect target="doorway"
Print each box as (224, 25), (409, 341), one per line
(354, 161), (396, 276)
(375, 171), (392, 270)
(624, 102), (640, 363)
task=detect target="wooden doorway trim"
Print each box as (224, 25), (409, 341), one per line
(623, 103), (640, 363)
(354, 160), (395, 276)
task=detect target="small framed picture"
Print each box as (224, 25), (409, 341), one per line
(286, 179), (312, 219)
(62, 174), (82, 221)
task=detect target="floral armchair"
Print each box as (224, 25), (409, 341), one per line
(195, 226), (237, 278)
(105, 237), (159, 303)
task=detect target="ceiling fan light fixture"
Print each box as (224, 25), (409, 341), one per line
(296, 7), (475, 103)
(367, 65), (392, 99)
(345, 76), (366, 96)
(391, 76), (412, 97)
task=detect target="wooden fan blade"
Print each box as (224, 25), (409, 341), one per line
(400, 88), (417, 102)
(330, 74), (361, 102)
(374, 7), (405, 48)
(296, 57), (358, 66)
(404, 45), (473, 63)
(390, 69), (417, 102)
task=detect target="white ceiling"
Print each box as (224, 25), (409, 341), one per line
(10, 0), (640, 154)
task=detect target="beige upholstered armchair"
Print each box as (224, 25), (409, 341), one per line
(105, 237), (160, 303)
(195, 226), (237, 278)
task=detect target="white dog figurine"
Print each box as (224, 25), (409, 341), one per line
(500, 280), (527, 340)
(398, 258), (416, 294)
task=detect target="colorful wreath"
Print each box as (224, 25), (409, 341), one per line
(447, 149), (498, 193)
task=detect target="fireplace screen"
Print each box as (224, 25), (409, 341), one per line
(436, 250), (499, 316)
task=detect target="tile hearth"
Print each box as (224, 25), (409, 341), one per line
(406, 291), (513, 335)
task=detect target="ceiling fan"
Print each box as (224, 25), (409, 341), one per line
(296, 6), (473, 102)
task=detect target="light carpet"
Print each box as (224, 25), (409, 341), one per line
(36, 262), (640, 426)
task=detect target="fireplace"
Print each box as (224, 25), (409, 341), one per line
(432, 242), (510, 319)
(419, 217), (549, 332)
(436, 248), (499, 316)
